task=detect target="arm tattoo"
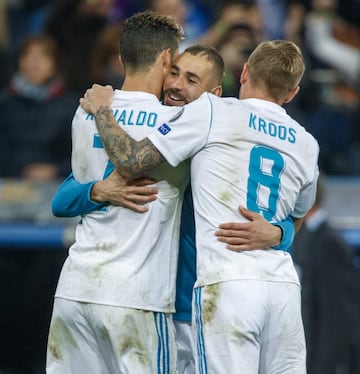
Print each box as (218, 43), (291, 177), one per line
(94, 107), (165, 179)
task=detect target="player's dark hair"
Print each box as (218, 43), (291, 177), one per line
(120, 10), (184, 74)
(183, 45), (225, 85)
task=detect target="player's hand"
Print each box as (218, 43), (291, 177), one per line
(91, 170), (158, 213)
(80, 84), (114, 114)
(215, 207), (281, 251)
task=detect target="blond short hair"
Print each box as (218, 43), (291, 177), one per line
(247, 40), (305, 101)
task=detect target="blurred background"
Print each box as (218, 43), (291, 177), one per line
(0, 0), (359, 373)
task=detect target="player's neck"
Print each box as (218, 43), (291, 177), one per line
(240, 83), (284, 105)
(121, 73), (163, 99)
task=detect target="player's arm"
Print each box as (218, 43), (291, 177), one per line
(90, 172), (158, 213)
(80, 84), (165, 179)
(52, 171), (158, 217)
(215, 207), (301, 252)
(52, 173), (104, 217)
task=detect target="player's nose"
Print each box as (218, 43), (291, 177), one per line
(170, 76), (185, 90)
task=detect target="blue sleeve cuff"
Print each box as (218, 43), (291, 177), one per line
(52, 174), (107, 217)
(271, 216), (295, 252)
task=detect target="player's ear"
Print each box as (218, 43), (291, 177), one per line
(118, 54), (123, 67)
(284, 86), (300, 103)
(160, 48), (172, 71)
(240, 62), (249, 85)
(211, 85), (222, 97)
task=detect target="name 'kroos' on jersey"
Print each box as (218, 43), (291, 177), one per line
(249, 112), (296, 143)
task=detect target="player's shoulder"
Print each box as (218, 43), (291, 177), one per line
(206, 92), (238, 105)
(72, 104), (89, 123)
(112, 89), (162, 107)
(112, 89), (183, 117)
(187, 93), (240, 113)
(291, 116), (317, 143)
(181, 92), (213, 114)
(290, 116), (320, 154)
(304, 129), (320, 156)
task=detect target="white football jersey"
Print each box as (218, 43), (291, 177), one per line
(55, 90), (190, 312)
(149, 93), (319, 287)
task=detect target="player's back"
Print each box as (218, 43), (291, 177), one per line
(56, 90), (189, 312)
(189, 94), (319, 287)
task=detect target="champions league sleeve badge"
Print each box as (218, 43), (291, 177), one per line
(157, 123), (172, 135)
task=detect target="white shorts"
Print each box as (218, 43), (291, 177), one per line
(193, 280), (306, 374)
(174, 320), (196, 374)
(46, 298), (177, 374)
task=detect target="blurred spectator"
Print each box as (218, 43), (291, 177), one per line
(45, 0), (114, 95)
(0, 1), (52, 92)
(297, 0), (360, 175)
(0, 2), (8, 48)
(292, 174), (360, 374)
(0, 35), (78, 182)
(5, 0), (51, 55)
(217, 23), (258, 97)
(285, 1), (308, 43)
(90, 22), (125, 89)
(0, 1), (11, 90)
(255, 0), (310, 44)
(189, 1), (263, 97)
(144, 0), (211, 50)
(108, 0), (140, 23)
(143, 0), (264, 52)
(0, 1), (9, 51)
(194, 1), (264, 51)
(304, 0), (360, 91)
(256, 0), (287, 39)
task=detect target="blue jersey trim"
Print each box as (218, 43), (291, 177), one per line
(194, 288), (208, 374)
(51, 173), (106, 217)
(174, 184), (195, 322)
(271, 216), (295, 251)
(154, 312), (171, 374)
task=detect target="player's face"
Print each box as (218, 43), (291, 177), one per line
(163, 52), (217, 106)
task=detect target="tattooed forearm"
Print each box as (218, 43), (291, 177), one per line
(94, 107), (165, 179)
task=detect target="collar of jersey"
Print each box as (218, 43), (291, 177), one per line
(242, 98), (286, 113)
(114, 89), (160, 102)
